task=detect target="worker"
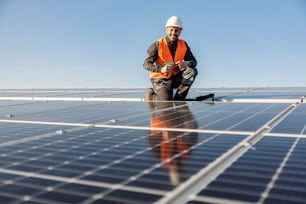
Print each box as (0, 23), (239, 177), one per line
(143, 16), (198, 101)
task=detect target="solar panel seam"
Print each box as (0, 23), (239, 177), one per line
(0, 119), (256, 137)
(0, 97), (302, 104)
(0, 131), (62, 148)
(264, 132), (306, 138)
(0, 125), (90, 148)
(0, 96), (145, 102)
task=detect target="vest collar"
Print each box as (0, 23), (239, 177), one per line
(165, 36), (178, 45)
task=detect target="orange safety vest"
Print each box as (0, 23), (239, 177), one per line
(150, 37), (187, 79)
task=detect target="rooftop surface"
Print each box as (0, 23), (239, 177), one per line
(0, 87), (305, 204)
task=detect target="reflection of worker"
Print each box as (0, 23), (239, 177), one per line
(143, 16), (198, 101)
(147, 102), (198, 185)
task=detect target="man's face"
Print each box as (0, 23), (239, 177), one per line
(166, 26), (182, 42)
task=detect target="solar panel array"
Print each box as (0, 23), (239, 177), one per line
(0, 87), (305, 204)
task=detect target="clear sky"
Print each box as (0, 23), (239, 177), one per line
(0, 0), (305, 89)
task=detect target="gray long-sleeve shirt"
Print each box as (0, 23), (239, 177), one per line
(143, 36), (197, 73)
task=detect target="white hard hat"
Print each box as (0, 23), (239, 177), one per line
(165, 16), (183, 28)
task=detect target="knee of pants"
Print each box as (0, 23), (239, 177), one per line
(156, 87), (171, 100)
(182, 68), (197, 86)
(151, 79), (173, 100)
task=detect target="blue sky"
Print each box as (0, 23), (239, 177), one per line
(0, 0), (305, 88)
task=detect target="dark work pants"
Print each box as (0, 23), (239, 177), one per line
(150, 67), (197, 101)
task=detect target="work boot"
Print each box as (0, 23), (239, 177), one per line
(145, 88), (154, 101)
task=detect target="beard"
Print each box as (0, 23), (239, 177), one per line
(168, 34), (178, 42)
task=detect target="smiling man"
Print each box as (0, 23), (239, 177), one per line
(143, 16), (198, 102)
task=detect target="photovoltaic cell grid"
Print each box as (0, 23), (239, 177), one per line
(189, 136), (306, 204)
(0, 87), (305, 204)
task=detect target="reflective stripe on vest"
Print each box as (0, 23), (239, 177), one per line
(150, 37), (187, 79)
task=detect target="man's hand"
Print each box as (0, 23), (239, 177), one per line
(161, 64), (172, 75)
(176, 61), (189, 70)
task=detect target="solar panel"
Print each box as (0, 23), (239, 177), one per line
(0, 87), (305, 204)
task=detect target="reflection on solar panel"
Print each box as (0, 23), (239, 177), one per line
(0, 87), (305, 204)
